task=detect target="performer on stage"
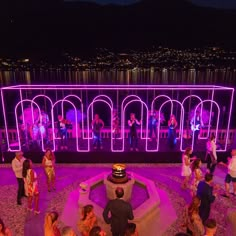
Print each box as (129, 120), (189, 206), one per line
(190, 110), (204, 145)
(38, 108), (50, 144)
(168, 114), (178, 149)
(91, 114), (104, 150)
(206, 134), (217, 174)
(148, 110), (158, 141)
(57, 115), (70, 150)
(112, 110), (120, 139)
(128, 113), (141, 151)
(42, 149), (56, 192)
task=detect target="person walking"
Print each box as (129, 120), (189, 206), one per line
(103, 187), (134, 236)
(197, 173), (216, 223)
(11, 151), (26, 205)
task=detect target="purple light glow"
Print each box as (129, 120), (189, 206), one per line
(62, 95), (85, 139)
(14, 100), (44, 152)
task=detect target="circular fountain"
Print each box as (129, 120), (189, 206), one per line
(77, 164), (163, 236)
(105, 164), (134, 201)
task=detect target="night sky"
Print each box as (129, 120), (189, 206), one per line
(65, 0), (236, 9)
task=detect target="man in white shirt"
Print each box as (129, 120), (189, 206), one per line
(223, 149), (236, 197)
(12, 151), (26, 205)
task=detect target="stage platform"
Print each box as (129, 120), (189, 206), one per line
(1, 137), (232, 164)
(1, 149), (231, 164)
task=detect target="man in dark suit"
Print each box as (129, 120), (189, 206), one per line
(103, 187), (134, 236)
(197, 173), (217, 223)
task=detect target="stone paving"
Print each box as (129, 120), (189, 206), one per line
(0, 163), (235, 236)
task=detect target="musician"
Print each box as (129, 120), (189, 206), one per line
(168, 114), (178, 149)
(190, 110), (204, 144)
(128, 113), (141, 151)
(148, 110), (158, 141)
(112, 110), (120, 139)
(57, 115), (70, 150)
(38, 109), (50, 143)
(91, 114), (104, 150)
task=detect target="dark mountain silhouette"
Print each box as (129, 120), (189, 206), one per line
(0, 0), (236, 57)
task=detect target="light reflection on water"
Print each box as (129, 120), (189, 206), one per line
(0, 69), (235, 86)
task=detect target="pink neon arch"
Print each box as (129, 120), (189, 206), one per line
(225, 89), (235, 150)
(62, 95), (85, 139)
(1, 89), (11, 150)
(208, 89), (215, 141)
(181, 95), (203, 140)
(151, 95), (173, 115)
(157, 100), (185, 152)
(193, 100), (221, 151)
(19, 89), (25, 131)
(121, 95), (145, 139)
(32, 95), (54, 127)
(88, 95), (114, 140)
(121, 99), (149, 152)
(14, 99), (44, 152)
(51, 99), (80, 152)
(86, 99), (113, 152)
(32, 94), (54, 107)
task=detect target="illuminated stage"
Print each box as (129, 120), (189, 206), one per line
(0, 84), (235, 163)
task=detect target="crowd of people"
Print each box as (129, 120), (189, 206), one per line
(2, 134), (236, 235)
(178, 146), (236, 235)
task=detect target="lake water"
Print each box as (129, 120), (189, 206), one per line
(0, 68), (236, 86)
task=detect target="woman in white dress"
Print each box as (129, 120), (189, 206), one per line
(181, 147), (196, 189)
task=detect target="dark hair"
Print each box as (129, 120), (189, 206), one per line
(45, 148), (54, 160)
(89, 226), (101, 236)
(22, 159), (31, 178)
(205, 218), (216, 229)
(184, 147), (192, 157)
(191, 158), (201, 172)
(115, 187), (124, 198)
(50, 211), (59, 224)
(125, 223), (136, 236)
(0, 218), (6, 234)
(205, 173), (213, 182)
(82, 205), (94, 221)
(210, 134), (215, 141)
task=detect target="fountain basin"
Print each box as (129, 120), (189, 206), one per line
(78, 171), (160, 235)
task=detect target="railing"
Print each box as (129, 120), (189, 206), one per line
(1, 127), (235, 145)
